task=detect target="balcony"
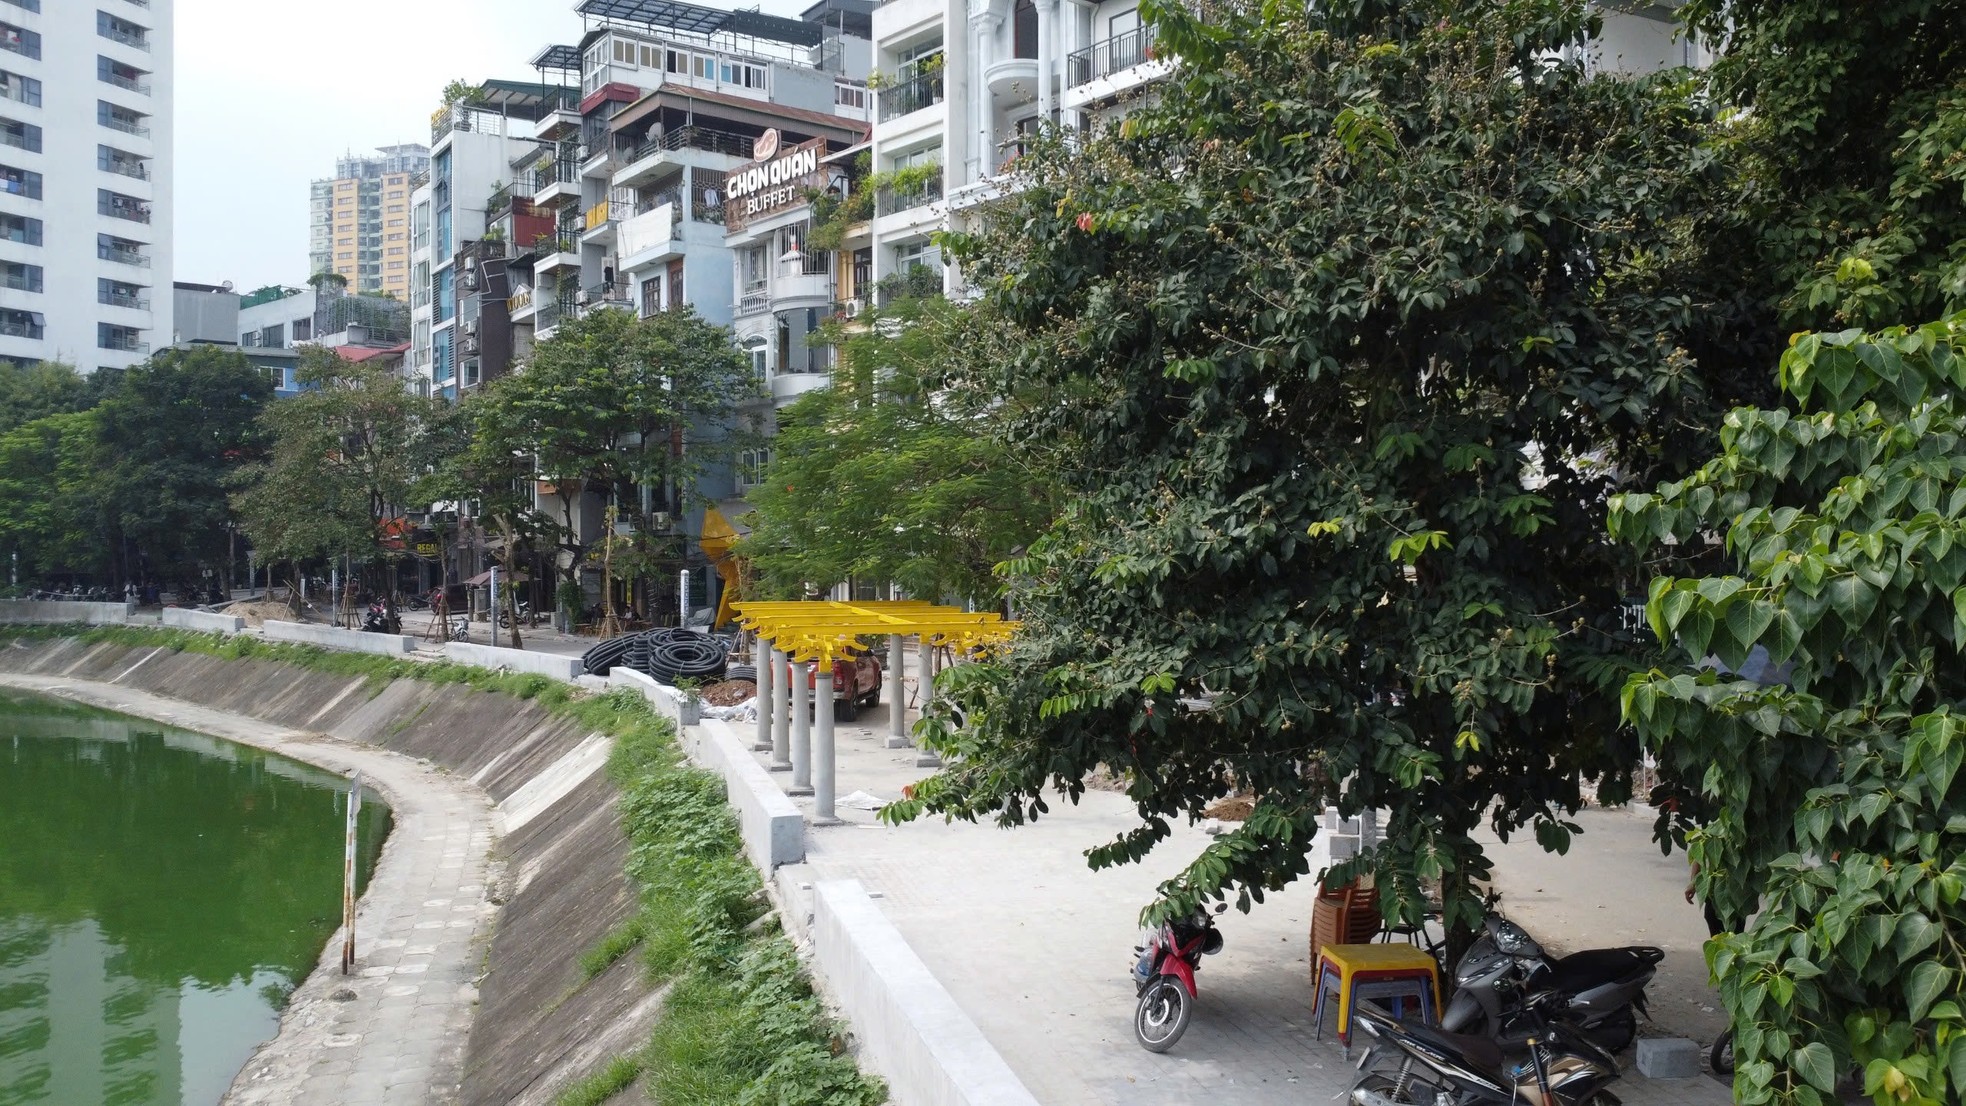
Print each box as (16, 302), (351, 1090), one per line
(580, 284), (632, 316)
(98, 196), (150, 223)
(100, 114), (150, 138)
(530, 159), (580, 206)
(583, 198), (630, 240)
(100, 290), (148, 310)
(1067, 24), (1160, 88)
(100, 334), (148, 353)
(0, 318), (42, 340)
(98, 153), (149, 180)
(99, 24), (150, 52)
(876, 173), (944, 217)
(0, 25), (35, 60)
(0, 78), (37, 108)
(984, 57), (1040, 104)
(614, 127), (752, 188)
(101, 70), (150, 95)
(0, 126), (33, 153)
(877, 70), (944, 123)
(97, 243), (148, 267)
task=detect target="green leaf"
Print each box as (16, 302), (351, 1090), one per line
(1726, 599), (1776, 648)
(1793, 1042), (1837, 1094)
(1906, 960), (1953, 1022)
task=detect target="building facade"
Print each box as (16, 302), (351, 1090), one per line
(307, 144), (430, 300)
(0, 0), (173, 373)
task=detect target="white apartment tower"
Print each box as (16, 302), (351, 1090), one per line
(0, 0), (173, 373)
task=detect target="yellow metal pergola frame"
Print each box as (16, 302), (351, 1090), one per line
(732, 600), (1019, 665)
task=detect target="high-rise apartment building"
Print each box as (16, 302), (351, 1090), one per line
(0, 0), (174, 373)
(308, 144), (430, 300)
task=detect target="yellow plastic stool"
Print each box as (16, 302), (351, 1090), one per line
(1310, 942), (1443, 1045)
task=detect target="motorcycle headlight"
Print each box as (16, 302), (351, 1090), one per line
(1493, 919), (1536, 956)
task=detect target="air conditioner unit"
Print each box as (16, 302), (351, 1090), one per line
(575, 289), (590, 306)
(461, 271), (480, 291)
(463, 336), (480, 355)
(461, 319), (478, 337)
(842, 300), (861, 318)
(650, 511), (673, 533)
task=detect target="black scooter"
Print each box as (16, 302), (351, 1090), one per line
(1350, 997), (1624, 1106)
(361, 601), (400, 635)
(1439, 901), (1661, 1053)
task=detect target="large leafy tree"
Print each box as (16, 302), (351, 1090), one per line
(472, 305), (757, 599)
(233, 349), (446, 607)
(1610, 316), (1966, 1106)
(93, 347), (272, 589)
(741, 297), (1057, 605)
(0, 411), (110, 585)
(0, 360), (91, 435)
(1681, 0), (1966, 329)
(887, 0), (1753, 942)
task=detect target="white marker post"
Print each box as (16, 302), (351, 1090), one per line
(341, 773), (361, 974)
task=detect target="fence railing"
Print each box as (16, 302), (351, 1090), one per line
(877, 69), (944, 122)
(875, 172), (944, 216)
(1067, 24), (1159, 87)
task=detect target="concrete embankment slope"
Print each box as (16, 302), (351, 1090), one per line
(0, 636), (660, 1106)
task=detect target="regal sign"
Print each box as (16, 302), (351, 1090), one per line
(725, 137), (829, 229)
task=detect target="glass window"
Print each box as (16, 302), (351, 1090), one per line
(666, 49), (687, 73)
(693, 55), (715, 80)
(0, 163), (39, 198)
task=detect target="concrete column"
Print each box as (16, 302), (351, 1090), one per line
(885, 633), (909, 748)
(790, 659), (814, 795)
(916, 637), (944, 769)
(770, 648), (792, 771)
(814, 668), (839, 825)
(1038, 0), (1057, 124)
(753, 638), (775, 752)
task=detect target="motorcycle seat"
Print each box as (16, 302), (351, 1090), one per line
(1548, 947), (1664, 991)
(1397, 1019), (1508, 1080)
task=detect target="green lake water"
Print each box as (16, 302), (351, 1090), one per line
(0, 692), (389, 1105)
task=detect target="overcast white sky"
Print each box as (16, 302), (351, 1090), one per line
(173, 0), (804, 291)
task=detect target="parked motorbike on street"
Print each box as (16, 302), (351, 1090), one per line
(1439, 896), (1662, 1053)
(1130, 902), (1227, 1052)
(1350, 995), (1624, 1106)
(361, 601), (400, 635)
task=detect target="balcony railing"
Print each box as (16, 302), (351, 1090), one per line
(635, 187), (682, 216)
(876, 173), (944, 216)
(100, 335), (148, 353)
(0, 128), (33, 153)
(98, 154), (148, 180)
(530, 160), (580, 193)
(0, 320), (43, 339)
(878, 70), (944, 122)
(100, 115), (149, 137)
(99, 25), (150, 51)
(1067, 24), (1159, 87)
(0, 29), (35, 60)
(98, 197), (150, 223)
(97, 244), (148, 267)
(485, 185), (512, 218)
(100, 291), (148, 309)
(738, 288), (769, 315)
(101, 70), (150, 95)
(0, 80), (38, 107)
(624, 127), (753, 170)
(583, 284), (632, 311)
(584, 199), (629, 232)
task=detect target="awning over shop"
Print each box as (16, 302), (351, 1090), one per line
(732, 600), (1018, 665)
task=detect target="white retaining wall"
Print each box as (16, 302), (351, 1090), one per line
(161, 608), (246, 634)
(0, 600), (134, 625)
(812, 880), (1043, 1106)
(261, 620), (417, 655)
(441, 642), (583, 682)
(612, 669), (805, 871)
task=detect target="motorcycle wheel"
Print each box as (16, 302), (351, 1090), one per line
(1352, 1074), (1426, 1106)
(1133, 978), (1192, 1052)
(1710, 1030), (1734, 1074)
(1587, 1008), (1638, 1053)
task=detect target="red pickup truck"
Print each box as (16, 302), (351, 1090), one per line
(811, 650), (882, 721)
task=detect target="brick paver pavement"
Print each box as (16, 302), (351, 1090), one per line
(0, 675), (500, 1106)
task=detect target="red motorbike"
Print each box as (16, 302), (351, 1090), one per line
(1130, 902), (1227, 1051)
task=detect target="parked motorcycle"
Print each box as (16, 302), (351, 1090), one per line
(361, 601), (400, 635)
(1130, 902), (1227, 1052)
(1350, 995), (1624, 1106)
(1439, 898), (1662, 1053)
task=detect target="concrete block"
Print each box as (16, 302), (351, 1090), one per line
(261, 620), (417, 656)
(1635, 1037), (1700, 1079)
(812, 880), (1042, 1106)
(691, 718), (805, 870)
(610, 668), (681, 722)
(161, 607), (246, 634)
(0, 599), (135, 625)
(440, 642), (582, 682)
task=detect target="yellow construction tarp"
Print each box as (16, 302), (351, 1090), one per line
(699, 507), (745, 628)
(733, 600), (1018, 664)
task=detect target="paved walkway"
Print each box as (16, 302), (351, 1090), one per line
(0, 674), (501, 1106)
(748, 649), (1733, 1106)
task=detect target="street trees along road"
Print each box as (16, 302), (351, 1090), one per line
(880, 0), (1754, 948)
(1680, 0), (1966, 331)
(1611, 316), (1966, 1106)
(232, 349), (450, 598)
(463, 306), (757, 606)
(741, 296), (1058, 607)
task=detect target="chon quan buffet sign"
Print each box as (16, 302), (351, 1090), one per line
(725, 132), (830, 230)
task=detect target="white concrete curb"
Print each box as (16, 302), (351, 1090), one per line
(812, 880), (1043, 1106)
(0, 599), (135, 624)
(440, 641), (582, 682)
(262, 619), (417, 655)
(612, 669), (805, 871)
(161, 607), (246, 634)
